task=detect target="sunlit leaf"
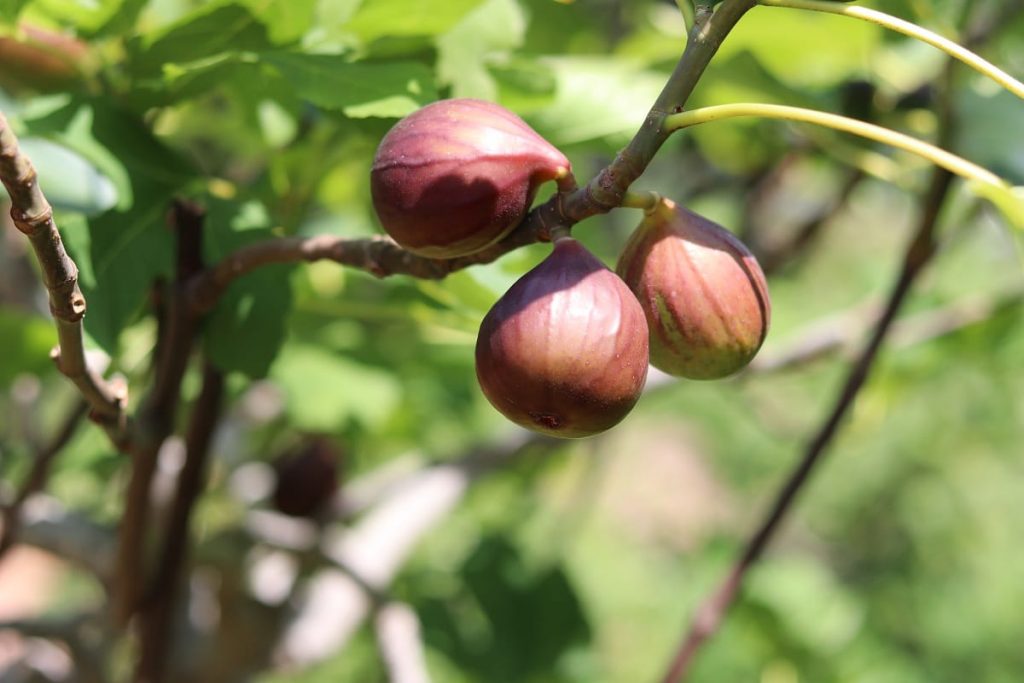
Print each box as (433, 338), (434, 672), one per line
(436, 0), (526, 100)
(343, 0), (485, 41)
(261, 52), (436, 117)
(203, 199), (294, 379)
(271, 344), (402, 430)
(527, 56), (667, 145)
(129, 1), (272, 76)
(718, 5), (881, 88)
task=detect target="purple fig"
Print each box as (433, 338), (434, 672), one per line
(272, 436), (341, 518)
(476, 237), (649, 438)
(371, 98), (571, 258)
(616, 199), (770, 380)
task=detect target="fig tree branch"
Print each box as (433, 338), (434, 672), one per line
(114, 200), (206, 626)
(135, 361), (225, 683)
(0, 112), (128, 443)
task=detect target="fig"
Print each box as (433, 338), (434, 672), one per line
(371, 98), (571, 258)
(0, 25), (90, 94)
(476, 237), (649, 438)
(616, 199), (770, 380)
(271, 436), (341, 518)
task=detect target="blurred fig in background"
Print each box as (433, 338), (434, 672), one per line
(0, 24), (91, 94)
(271, 436), (342, 519)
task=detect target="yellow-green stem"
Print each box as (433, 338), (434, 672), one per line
(663, 103), (1007, 189)
(622, 190), (662, 212)
(758, 0), (1024, 101)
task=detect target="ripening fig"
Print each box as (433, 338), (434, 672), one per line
(476, 237), (649, 438)
(371, 98), (571, 258)
(616, 199), (770, 380)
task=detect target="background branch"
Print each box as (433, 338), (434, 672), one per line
(114, 199), (206, 625)
(135, 361), (225, 683)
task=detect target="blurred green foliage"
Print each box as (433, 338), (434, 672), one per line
(1, 0), (1023, 681)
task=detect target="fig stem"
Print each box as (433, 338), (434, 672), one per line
(549, 225), (572, 242)
(675, 0), (696, 32)
(621, 190), (663, 213)
(664, 103), (1009, 189)
(554, 168), (579, 194)
(758, 0), (1024, 101)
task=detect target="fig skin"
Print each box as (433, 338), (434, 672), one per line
(476, 237), (649, 438)
(616, 199), (770, 380)
(371, 98), (571, 259)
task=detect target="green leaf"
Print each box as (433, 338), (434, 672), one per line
(261, 52), (436, 117)
(0, 0), (29, 23)
(436, 0), (526, 100)
(490, 58), (557, 113)
(746, 556), (864, 653)
(82, 202), (176, 351)
(203, 199), (294, 379)
(19, 137), (117, 215)
(23, 0), (125, 33)
(271, 344), (402, 431)
(0, 310), (58, 385)
(343, 0), (485, 41)
(528, 57), (668, 145)
(239, 0), (317, 44)
(129, 1), (273, 77)
(434, 535), (591, 678)
(717, 4), (881, 88)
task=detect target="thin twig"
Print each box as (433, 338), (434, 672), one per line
(0, 112), (129, 443)
(0, 397), (88, 561)
(135, 362), (225, 683)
